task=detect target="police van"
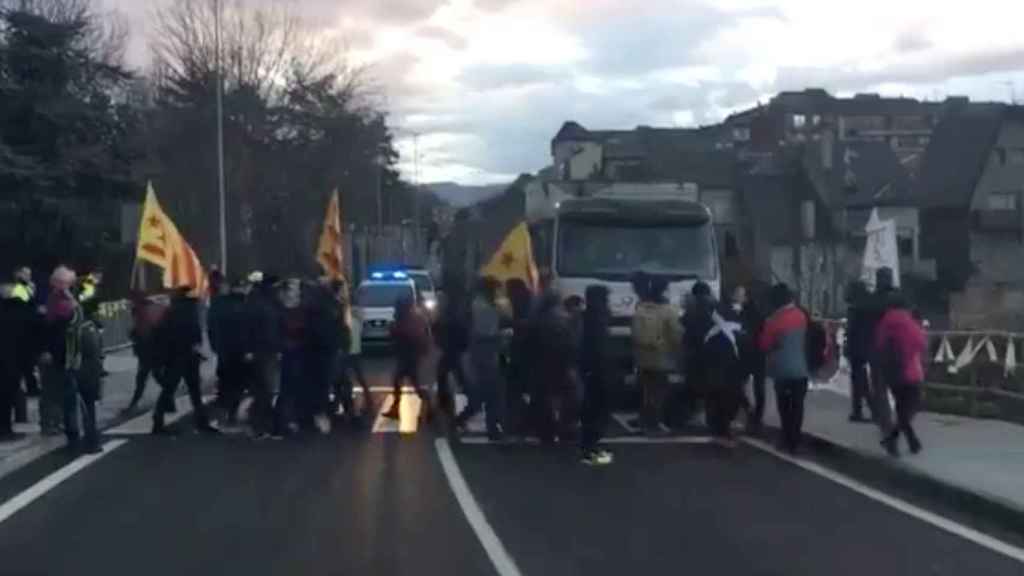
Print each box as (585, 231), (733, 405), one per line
(354, 271), (417, 344)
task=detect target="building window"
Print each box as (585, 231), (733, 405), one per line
(1009, 148), (1024, 165)
(732, 127), (750, 142)
(995, 148), (1007, 165)
(898, 236), (914, 258)
(988, 191), (1019, 211)
(792, 114), (807, 129)
(812, 114), (821, 126)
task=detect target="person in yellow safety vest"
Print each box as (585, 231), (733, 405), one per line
(12, 266), (35, 304)
(78, 271), (103, 304)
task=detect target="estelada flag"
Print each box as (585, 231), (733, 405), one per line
(316, 189), (345, 280)
(480, 221), (539, 291)
(135, 183), (207, 294)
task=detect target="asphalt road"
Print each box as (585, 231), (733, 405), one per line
(0, 356), (1022, 576)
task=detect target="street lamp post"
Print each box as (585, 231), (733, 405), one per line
(215, 0), (227, 275)
(375, 151), (383, 230)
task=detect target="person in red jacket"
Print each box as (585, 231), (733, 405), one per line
(874, 292), (926, 457)
(383, 296), (432, 421)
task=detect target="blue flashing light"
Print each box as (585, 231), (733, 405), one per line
(369, 271), (408, 280)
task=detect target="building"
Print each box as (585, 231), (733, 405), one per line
(917, 104), (1024, 329)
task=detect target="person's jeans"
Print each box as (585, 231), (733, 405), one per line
(638, 369), (670, 432)
(63, 372), (99, 448)
(436, 349), (466, 419)
(774, 378), (809, 451)
(580, 372), (609, 452)
(274, 349), (303, 434)
(0, 368), (16, 435)
(457, 354), (503, 437)
(154, 354), (209, 431)
(747, 354), (766, 426)
(890, 382), (922, 450)
(869, 360), (894, 436)
(849, 358), (871, 418)
(40, 364), (66, 434)
(249, 355), (279, 434)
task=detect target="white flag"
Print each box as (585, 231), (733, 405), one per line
(861, 208), (901, 291)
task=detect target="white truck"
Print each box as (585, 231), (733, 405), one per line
(551, 186), (720, 369)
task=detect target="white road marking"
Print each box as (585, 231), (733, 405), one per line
(742, 437), (1024, 564)
(0, 440), (128, 525)
(458, 436), (713, 445)
(612, 412), (640, 434)
(435, 438), (522, 576)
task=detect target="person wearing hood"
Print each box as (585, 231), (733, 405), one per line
(732, 285), (766, 433)
(531, 287), (577, 444)
(245, 276), (284, 439)
(579, 285), (613, 465)
(866, 267), (898, 439)
(702, 295), (747, 447)
(633, 273), (683, 435)
(504, 278), (533, 437)
(874, 291), (926, 457)
(151, 288), (218, 436)
(759, 283), (810, 453)
(383, 294), (432, 422)
(213, 279), (252, 427)
(70, 299), (105, 453)
(303, 279), (343, 434)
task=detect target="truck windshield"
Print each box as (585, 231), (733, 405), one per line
(557, 220), (716, 280)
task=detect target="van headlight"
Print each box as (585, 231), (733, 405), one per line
(424, 298), (437, 311)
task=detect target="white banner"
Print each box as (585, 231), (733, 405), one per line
(861, 208), (901, 290)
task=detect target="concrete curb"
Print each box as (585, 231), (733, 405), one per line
(780, 426), (1024, 541)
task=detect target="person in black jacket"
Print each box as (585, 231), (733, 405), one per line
(579, 285), (612, 465)
(680, 282), (716, 425)
(435, 279), (469, 421)
(152, 288), (217, 435)
(0, 286), (23, 441)
(703, 301), (747, 446)
(731, 286), (766, 432)
(213, 281), (252, 426)
(303, 280), (342, 434)
(245, 276), (284, 438)
(845, 280), (874, 423)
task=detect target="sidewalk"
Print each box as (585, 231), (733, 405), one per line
(0, 350), (212, 478)
(764, 374), (1024, 516)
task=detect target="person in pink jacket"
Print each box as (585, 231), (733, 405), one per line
(873, 292), (926, 457)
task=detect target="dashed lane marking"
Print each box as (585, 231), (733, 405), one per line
(457, 436), (714, 445)
(0, 440), (128, 525)
(742, 437), (1024, 565)
(435, 438), (522, 576)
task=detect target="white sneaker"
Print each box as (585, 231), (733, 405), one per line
(314, 414), (332, 435)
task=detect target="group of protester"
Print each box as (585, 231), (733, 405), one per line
(128, 270), (380, 439)
(0, 265), (106, 453)
(431, 265), (926, 466)
(2, 259), (926, 466)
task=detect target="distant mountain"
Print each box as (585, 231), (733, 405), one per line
(424, 182), (508, 207)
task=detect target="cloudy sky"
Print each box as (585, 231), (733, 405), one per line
(103, 0), (1024, 185)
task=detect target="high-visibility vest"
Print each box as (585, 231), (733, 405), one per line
(12, 283), (33, 303)
(79, 281), (97, 303)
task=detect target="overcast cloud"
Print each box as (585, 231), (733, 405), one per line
(102, 0), (1024, 185)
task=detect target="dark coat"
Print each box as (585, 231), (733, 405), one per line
(153, 295), (202, 366)
(0, 297), (22, 377)
(580, 306), (611, 378)
(245, 288), (284, 358)
(214, 293), (250, 358)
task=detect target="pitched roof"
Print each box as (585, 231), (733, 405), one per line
(915, 104), (1007, 208)
(818, 141), (915, 208)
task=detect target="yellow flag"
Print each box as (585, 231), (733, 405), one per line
(135, 182), (207, 294)
(480, 222), (538, 291)
(316, 189), (345, 280)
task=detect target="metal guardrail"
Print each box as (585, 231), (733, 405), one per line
(95, 299), (133, 351)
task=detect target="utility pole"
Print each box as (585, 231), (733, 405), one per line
(412, 131), (421, 251)
(215, 0), (227, 275)
(375, 151), (384, 230)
